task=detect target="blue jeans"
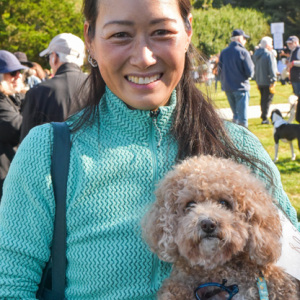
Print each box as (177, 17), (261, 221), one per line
(225, 91), (249, 127)
(292, 82), (300, 96)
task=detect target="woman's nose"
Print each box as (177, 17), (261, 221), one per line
(129, 39), (157, 69)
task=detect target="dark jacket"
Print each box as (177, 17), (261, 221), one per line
(20, 63), (88, 141)
(0, 92), (22, 198)
(252, 48), (277, 86)
(289, 46), (300, 82)
(219, 41), (254, 92)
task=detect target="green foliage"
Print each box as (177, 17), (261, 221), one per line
(192, 5), (270, 56)
(193, 0), (214, 9)
(0, 0), (84, 67)
(213, 0), (300, 39)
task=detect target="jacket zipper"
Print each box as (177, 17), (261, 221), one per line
(149, 110), (160, 290)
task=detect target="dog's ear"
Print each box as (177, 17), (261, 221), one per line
(142, 175), (181, 262)
(246, 190), (282, 266)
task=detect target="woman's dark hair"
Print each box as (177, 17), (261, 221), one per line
(77, 0), (271, 179)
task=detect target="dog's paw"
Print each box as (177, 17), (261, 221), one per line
(292, 155), (296, 161)
(273, 158), (278, 163)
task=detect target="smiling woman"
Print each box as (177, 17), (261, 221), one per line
(0, 0), (299, 299)
(85, 0), (192, 110)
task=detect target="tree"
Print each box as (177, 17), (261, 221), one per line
(0, 0), (84, 67)
(208, 0), (300, 39)
(192, 5), (270, 56)
(193, 0), (214, 9)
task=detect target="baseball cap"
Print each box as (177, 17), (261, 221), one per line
(231, 29), (250, 39)
(14, 51), (34, 68)
(286, 36), (299, 44)
(0, 50), (28, 74)
(39, 33), (85, 58)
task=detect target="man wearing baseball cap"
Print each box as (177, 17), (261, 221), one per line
(20, 33), (88, 141)
(286, 35), (300, 122)
(218, 29), (254, 128)
(0, 50), (27, 199)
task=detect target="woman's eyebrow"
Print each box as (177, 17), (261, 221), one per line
(103, 18), (177, 28)
(150, 18), (177, 25)
(103, 20), (134, 28)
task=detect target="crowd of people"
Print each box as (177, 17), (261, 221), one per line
(0, 33), (88, 198)
(0, 0), (299, 298)
(203, 31), (300, 128)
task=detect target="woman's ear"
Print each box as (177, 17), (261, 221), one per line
(84, 21), (93, 54)
(185, 13), (193, 50)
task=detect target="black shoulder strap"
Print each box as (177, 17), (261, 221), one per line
(51, 122), (70, 298)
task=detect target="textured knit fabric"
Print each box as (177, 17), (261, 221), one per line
(0, 87), (298, 299)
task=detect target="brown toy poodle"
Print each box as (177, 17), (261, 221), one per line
(143, 155), (299, 299)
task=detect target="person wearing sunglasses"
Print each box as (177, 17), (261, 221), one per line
(0, 50), (28, 199)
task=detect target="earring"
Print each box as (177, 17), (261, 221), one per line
(88, 52), (98, 68)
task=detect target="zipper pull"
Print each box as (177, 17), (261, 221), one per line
(150, 109), (162, 148)
(150, 110), (160, 119)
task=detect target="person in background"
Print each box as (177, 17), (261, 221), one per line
(212, 53), (220, 92)
(0, 50), (27, 199)
(286, 35), (300, 122)
(14, 51), (42, 89)
(219, 29), (254, 128)
(32, 62), (47, 81)
(43, 68), (52, 79)
(20, 33), (88, 141)
(252, 36), (277, 124)
(0, 0), (298, 298)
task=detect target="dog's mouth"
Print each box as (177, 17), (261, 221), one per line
(202, 233), (220, 240)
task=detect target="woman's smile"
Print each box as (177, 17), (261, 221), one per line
(126, 73), (162, 85)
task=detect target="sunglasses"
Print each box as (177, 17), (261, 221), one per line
(195, 279), (239, 300)
(9, 70), (21, 77)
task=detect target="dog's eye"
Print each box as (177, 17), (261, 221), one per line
(186, 201), (196, 209)
(218, 199), (232, 210)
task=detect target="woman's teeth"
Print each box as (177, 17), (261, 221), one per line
(127, 74), (160, 85)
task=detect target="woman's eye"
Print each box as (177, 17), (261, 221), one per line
(111, 32), (129, 38)
(185, 201), (196, 209)
(153, 29), (171, 36)
(218, 199), (232, 210)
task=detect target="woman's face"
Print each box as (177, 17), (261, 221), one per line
(85, 0), (192, 110)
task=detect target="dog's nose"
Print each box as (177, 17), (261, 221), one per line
(200, 219), (217, 233)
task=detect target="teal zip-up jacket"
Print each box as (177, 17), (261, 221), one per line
(0, 87), (298, 299)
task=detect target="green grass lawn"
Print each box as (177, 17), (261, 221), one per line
(200, 80), (293, 109)
(248, 118), (300, 220)
(200, 80), (300, 220)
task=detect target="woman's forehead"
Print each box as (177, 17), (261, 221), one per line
(98, 0), (180, 18)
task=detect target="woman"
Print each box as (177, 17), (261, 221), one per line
(0, 50), (26, 199)
(0, 0), (298, 299)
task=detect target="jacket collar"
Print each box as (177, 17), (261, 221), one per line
(69, 87), (177, 144)
(55, 63), (82, 76)
(99, 87), (176, 137)
(230, 41), (245, 49)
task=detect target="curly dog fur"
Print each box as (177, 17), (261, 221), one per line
(143, 155), (299, 299)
